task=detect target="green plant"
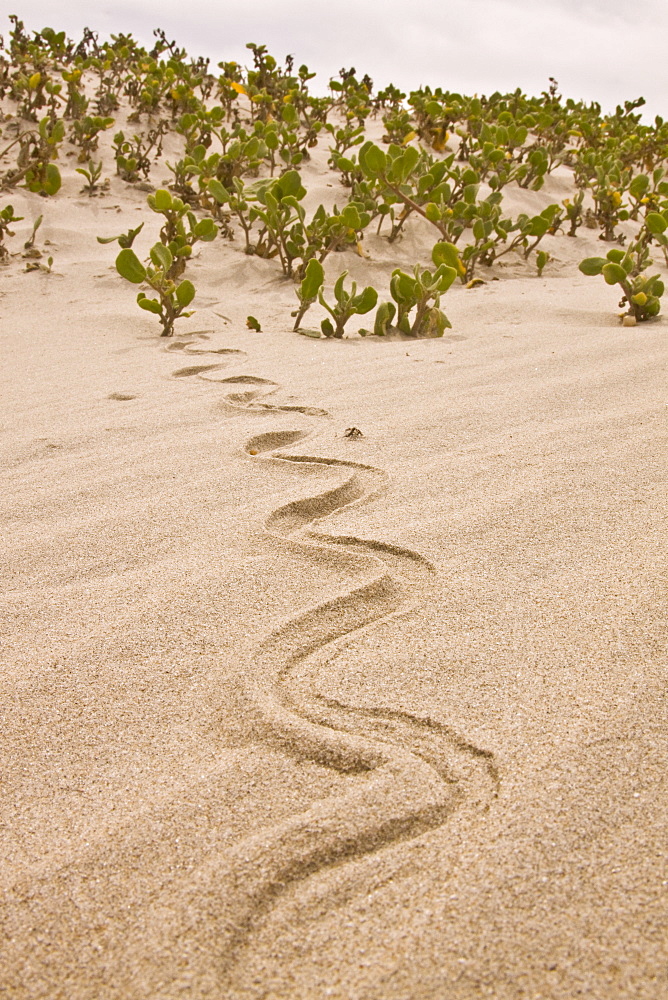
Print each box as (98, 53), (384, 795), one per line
(0, 117), (64, 195)
(381, 108), (415, 145)
(112, 123), (169, 182)
(575, 151), (631, 241)
(317, 271), (378, 338)
(292, 259), (377, 337)
(21, 214), (54, 272)
(536, 250), (550, 276)
(261, 104), (306, 173)
(236, 168), (307, 277)
(579, 242), (664, 321)
(147, 188), (218, 277)
(96, 222), (145, 249)
(0, 204), (24, 260)
(427, 201), (560, 283)
(75, 158), (103, 195)
(24, 252), (54, 274)
(562, 190), (584, 236)
(298, 201), (371, 276)
(641, 209), (668, 265)
(23, 214), (42, 250)
(292, 258), (325, 330)
(62, 67), (88, 119)
(71, 114), (114, 161)
(626, 169), (668, 219)
(369, 263), (457, 338)
(208, 176), (255, 249)
(115, 243), (196, 337)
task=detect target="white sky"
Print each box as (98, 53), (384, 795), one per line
(4, 0), (667, 121)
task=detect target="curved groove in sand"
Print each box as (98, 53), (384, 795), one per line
(166, 336), (329, 417)
(158, 335), (497, 989)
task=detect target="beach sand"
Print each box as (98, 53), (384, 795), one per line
(1, 108), (667, 999)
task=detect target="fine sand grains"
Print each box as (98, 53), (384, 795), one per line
(1, 114), (667, 1000)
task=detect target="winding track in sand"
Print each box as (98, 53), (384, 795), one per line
(164, 334), (498, 989)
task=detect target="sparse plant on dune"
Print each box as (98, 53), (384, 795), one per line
(2, 19), (668, 337)
(0, 203), (23, 260)
(147, 188), (218, 278)
(536, 250), (551, 276)
(208, 171), (369, 278)
(368, 263), (457, 338)
(115, 243), (197, 337)
(96, 222), (145, 250)
(292, 259), (377, 338)
(579, 242), (664, 322)
(71, 114), (114, 161)
(317, 270), (378, 338)
(75, 158), (104, 195)
(563, 190), (584, 237)
(640, 208), (668, 266)
(112, 124), (169, 183)
(292, 258), (325, 331)
(0, 116), (64, 195)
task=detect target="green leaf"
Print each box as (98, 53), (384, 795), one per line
(150, 242), (173, 271)
(340, 204), (361, 230)
(434, 264), (457, 293)
(645, 212), (667, 235)
(362, 143), (386, 176)
(578, 256), (606, 276)
(390, 270), (416, 305)
(116, 248), (146, 283)
(333, 271), (348, 302)
(463, 183), (478, 205)
(527, 216), (550, 238)
(353, 286), (378, 314)
(602, 262), (627, 285)
(422, 306), (451, 337)
(432, 241), (461, 271)
(40, 163), (61, 196)
(472, 218), (486, 242)
(151, 188), (172, 212)
(336, 156), (355, 173)
(395, 145), (419, 182)
(300, 258), (324, 301)
(194, 218), (218, 241)
(208, 178), (229, 205)
(373, 301), (396, 336)
(137, 294), (161, 314)
(397, 312), (412, 336)
(276, 169), (305, 201)
(321, 317), (335, 337)
(176, 279), (196, 307)
(629, 174), (649, 198)
(606, 248), (625, 264)
(281, 103), (299, 126)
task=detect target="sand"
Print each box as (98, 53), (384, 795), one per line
(1, 102), (667, 1000)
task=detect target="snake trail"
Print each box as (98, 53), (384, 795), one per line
(160, 333), (498, 991)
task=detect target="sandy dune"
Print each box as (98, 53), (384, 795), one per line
(1, 101), (667, 1000)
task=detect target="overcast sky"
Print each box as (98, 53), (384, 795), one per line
(4, 1), (666, 121)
